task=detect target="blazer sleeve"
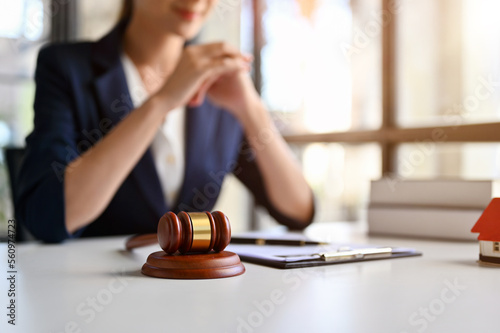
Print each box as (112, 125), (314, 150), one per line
(233, 140), (315, 230)
(16, 45), (81, 243)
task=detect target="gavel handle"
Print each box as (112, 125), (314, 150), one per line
(125, 233), (158, 251)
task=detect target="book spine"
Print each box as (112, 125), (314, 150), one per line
(367, 206), (482, 241)
(370, 179), (494, 208)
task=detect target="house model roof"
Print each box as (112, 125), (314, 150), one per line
(471, 198), (500, 241)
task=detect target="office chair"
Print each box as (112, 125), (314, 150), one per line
(4, 147), (34, 242)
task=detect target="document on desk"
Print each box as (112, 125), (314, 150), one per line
(226, 241), (421, 269)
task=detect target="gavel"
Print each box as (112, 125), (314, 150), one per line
(133, 211), (245, 279)
(125, 211), (231, 254)
(159, 211), (231, 254)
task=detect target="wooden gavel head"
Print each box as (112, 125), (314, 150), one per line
(158, 211), (231, 255)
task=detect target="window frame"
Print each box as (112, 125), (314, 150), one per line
(251, 0), (500, 176)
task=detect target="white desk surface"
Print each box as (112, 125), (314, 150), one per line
(1, 222), (497, 333)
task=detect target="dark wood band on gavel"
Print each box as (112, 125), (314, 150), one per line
(158, 211), (231, 254)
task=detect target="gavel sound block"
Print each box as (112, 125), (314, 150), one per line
(141, 211), (245, 279)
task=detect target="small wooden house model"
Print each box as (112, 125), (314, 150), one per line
(471, 198), (500, 266)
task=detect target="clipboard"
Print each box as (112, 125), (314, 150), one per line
(226, 242), (422, 269)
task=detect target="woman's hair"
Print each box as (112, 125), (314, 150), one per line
(119, 0), (133, 21)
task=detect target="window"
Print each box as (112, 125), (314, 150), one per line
(0, 0), (51, 237)
(494, 242), (500, 253)
(245, 0), (384, 224)
(0, 0), (45, 41)
(254, 0), (381, 135)
(397, 0), (500, 127)
(249, 0), (500, 225)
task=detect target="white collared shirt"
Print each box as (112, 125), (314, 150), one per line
(121, 53), (185, 207)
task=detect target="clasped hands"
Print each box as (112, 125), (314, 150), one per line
(157, 42), (259, 122)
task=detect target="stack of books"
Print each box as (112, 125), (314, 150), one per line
(367, 178), (500, 241)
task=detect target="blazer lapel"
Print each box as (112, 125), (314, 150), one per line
(131, 148), (168, 216)
(174, 102), (217, 211)
(90, 19), (167, 218)
(93, 65), (134, 127)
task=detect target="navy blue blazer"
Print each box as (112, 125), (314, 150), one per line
(16, 21), (313, 243)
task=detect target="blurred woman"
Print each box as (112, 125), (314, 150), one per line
(16, 0), (314, 242)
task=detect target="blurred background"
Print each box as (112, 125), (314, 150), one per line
(1, 0), (500, 237)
